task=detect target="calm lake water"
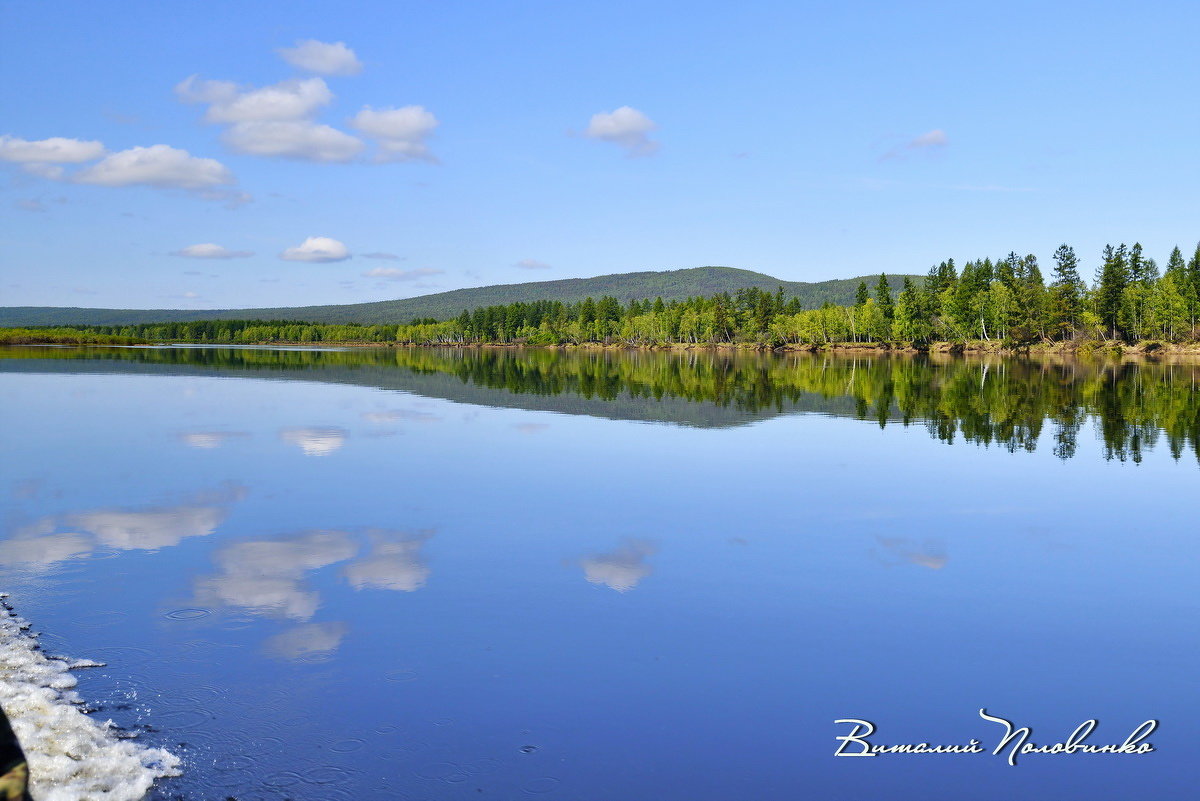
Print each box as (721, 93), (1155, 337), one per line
(1, 345), (1197, 800)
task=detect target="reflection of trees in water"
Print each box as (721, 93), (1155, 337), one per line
(6, 346), (1198, 464)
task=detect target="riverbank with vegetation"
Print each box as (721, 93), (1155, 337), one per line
(0, 328), (148, 345)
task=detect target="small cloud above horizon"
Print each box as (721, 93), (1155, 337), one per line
(276, 39), (363, 76)
(0, 135), (106, 164)
(176, 75), (366, 163)
(1, 135), (243, 203)
(173, 243), (254, 259)
(280, 236), (350, 262)
(515, 258), (552, 270)
(583, 106), (659, 157)
(351, 106), (439, 163)
(362, 251), (402, 260)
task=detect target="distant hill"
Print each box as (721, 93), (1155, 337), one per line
(0, 266), (919, 327)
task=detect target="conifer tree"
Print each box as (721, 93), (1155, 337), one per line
(1048, 244), (1085, 338)
(875, 274), (894, 322)
(855, 281), (870, 307)
(1095, 244), (1130, 339)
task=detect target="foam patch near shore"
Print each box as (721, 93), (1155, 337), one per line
(0, 595), (180, 801)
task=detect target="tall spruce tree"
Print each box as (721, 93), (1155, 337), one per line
(1019, 254), (1048, 337)
(875, 274), (894, 321)
(1095, 244), (1130, 339)
(1048, 244), (1085, 338)
(855, 281), (870, 307)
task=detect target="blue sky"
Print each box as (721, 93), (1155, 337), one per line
(1, 0), (1197, 309)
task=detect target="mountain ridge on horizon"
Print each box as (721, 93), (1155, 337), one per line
(0, 266), (919, 327)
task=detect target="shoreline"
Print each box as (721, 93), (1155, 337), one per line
(192, 339), (1200, 359)
(0, 595), (180, 800)
(7, 339), (1200, 360)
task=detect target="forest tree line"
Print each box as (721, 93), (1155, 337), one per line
(8, 241), (1198, 348)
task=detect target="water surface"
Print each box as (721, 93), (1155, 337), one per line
(1, 346), (1197, 799)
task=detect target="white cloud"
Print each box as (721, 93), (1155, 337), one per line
(177, 76), (333, 123)
(215, 531), (358, 577)
(362, 251), (401, 260)
(177, 75), (363, 163)
(0, 533), (92, 568)
(68, 505), (228, 551)
(516, 258), (551, 270)
(172, 243), (254, 259)
(0, 135), (106, 164)
(279, 238), (351, 264)
(341, 531), (431, 592)
(224, 120), (364, 162)
(581, 540), (657, 592)
(180, 431), (243, 448)
(362, 267), (442, 280)
(265, 622), (348, 660)
(195, 531), (358, 621)
(277, 40), (363, 76)
(73, 145), (234, 189)
(351, 106), (438, 162)
(22, 163), (66, 180)
(280, 425), (348, 454)
(583, 106), (659, 157)
(174, 76), (239, 105)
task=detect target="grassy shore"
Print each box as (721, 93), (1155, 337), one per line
(0, 328), (149, 345)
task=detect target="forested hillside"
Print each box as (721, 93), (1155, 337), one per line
(0, 266), (912, 326)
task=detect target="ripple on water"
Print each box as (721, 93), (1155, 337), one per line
(466, 757), (500, 774)
(303, 765), (357, 785)
(154, 683), (224, 709)
(262, 770), (305, 788)
(164, 607), (211, 621)
(524, 777), (562, 794)
(331, 737), (366, 753)
(88, 547), (123, 560)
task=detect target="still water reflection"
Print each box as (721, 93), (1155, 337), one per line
(4, 344), (1198, 462)
(1, 345), (1197, 800)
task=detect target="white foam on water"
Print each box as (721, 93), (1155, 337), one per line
(0, 597), (181, 801)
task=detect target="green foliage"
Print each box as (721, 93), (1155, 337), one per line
(0, 328), (147, 345)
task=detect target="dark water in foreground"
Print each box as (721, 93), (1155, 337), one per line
(1, 345), (1197, 800)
